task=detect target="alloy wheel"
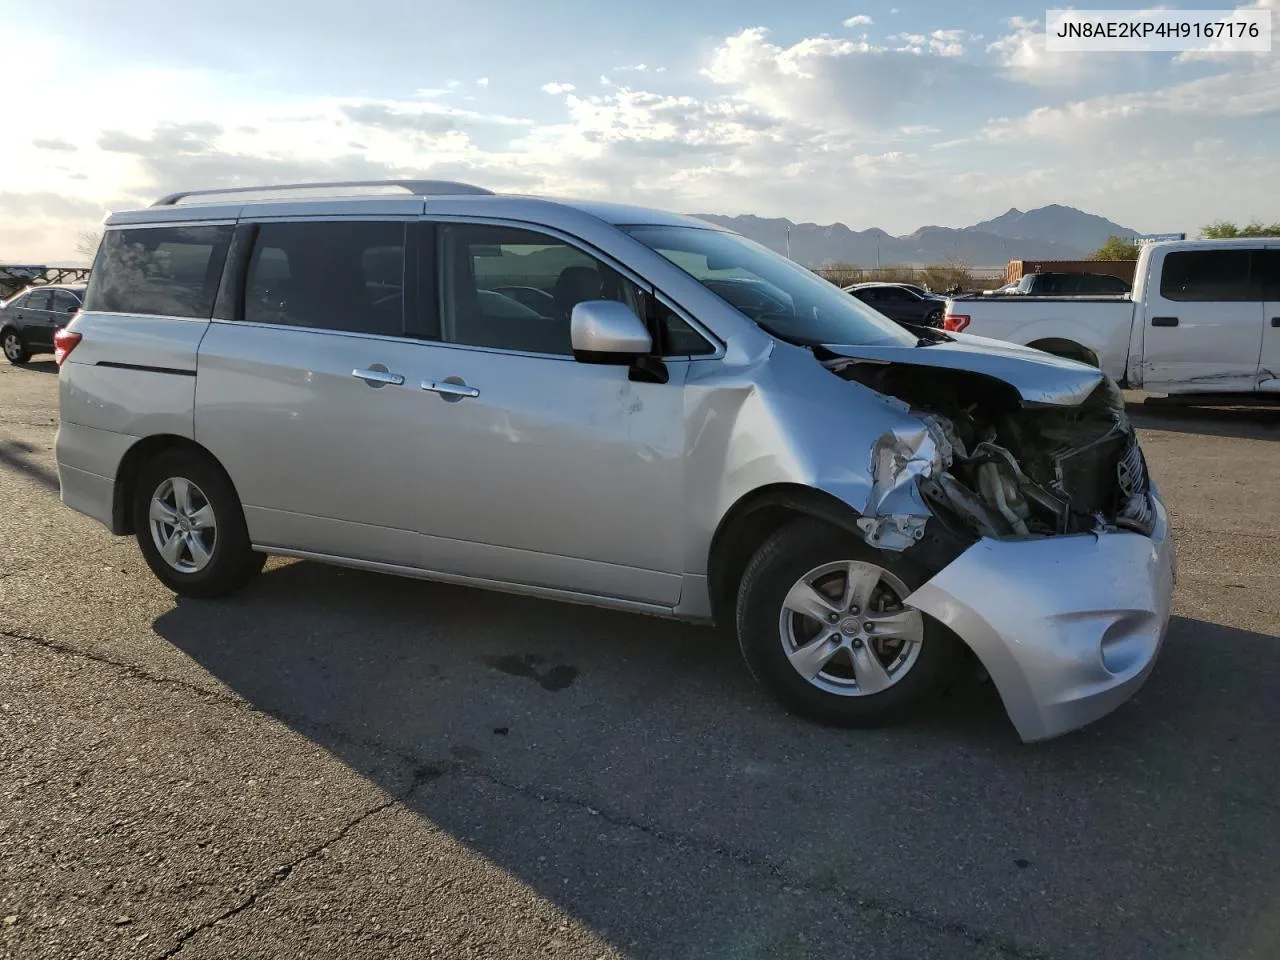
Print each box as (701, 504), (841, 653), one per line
(777, 560), (923, 697)
(148, 477), (218, 574)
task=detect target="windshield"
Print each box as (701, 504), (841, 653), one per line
(621, 225), (916, 347)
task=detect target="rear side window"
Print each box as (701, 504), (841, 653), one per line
(1160, 250), (1255, 302)
(242, 220), (406, 337)
(18, 289), (52, 311)
(84, 225), (233, 318)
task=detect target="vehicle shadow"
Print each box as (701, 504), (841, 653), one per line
(0, 438), (60, 491)
(1127, 399), (1279, 442)
(10, 359), (57, 375)
(152, 558), (1280, 958)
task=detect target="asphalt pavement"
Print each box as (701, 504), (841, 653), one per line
(1, 357), (1278, 960)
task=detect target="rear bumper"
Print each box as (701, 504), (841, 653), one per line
(57, 463), (115, 530)
(906, 494), (1175, 742)
(55, 421), (134, 533)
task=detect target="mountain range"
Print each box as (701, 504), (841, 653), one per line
(691, 204), (1140, 268)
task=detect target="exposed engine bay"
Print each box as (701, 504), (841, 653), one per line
(824, 357), (1155, 544)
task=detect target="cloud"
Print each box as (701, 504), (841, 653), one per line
(541, 82), (576, 94)
(986, 16), (1102, 85)
(476, 77), (489, 87)
(1174, 0), (1276, 62)
(702, 26), (985, 129)
(843, 15), (873, 27)
(32, 138), (78, 152)
(978, 59), (1280, 142)
(927, 30), (967, 58)
(98, 122), (223, 156)
(0, 191), (104, 220)
(339, 101), (532, 134)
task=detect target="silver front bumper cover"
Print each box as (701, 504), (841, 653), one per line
(906, 494), (1175, 742)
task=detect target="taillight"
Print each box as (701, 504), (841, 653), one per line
(54, 329), (82, 366)
(943, 314), (970, 332)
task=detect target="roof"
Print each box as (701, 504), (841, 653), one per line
(8, 283), (87, 295)
(104, 180), (726, 233)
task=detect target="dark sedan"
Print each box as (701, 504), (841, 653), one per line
(1, 284), (86, 364)
(842, 282), (945, 328)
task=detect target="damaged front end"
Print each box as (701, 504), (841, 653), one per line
(826, 354), (1155, 548)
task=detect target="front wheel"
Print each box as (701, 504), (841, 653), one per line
(736, 519), (961, 727)
(132, 448), (266, 598)
(2, 329), (29, 365)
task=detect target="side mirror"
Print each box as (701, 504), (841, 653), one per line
(570, 300), (652, 364)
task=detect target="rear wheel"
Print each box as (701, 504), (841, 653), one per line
(925, 309), (943, 327)
(2, 329), (29, 365)
(132, 448), (265, 598)
(736, 519), (961, 727)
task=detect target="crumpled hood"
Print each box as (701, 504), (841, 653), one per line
(820, 331), (1104, 406)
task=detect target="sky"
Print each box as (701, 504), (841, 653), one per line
(3, 0), (1277, 261)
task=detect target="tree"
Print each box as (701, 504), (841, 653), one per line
(1199, 220), (1280, 239)
(1091, 235), (1140, 260)
(74, 230), (102, 259)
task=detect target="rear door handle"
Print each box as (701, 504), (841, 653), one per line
(352, 367), (405, 386)
(1271, 317), (1280, 328)
(1151, 316), (1179, 327)
(422, 379), (479, 401)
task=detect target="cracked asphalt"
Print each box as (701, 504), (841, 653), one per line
(2, 358), (1279, 960)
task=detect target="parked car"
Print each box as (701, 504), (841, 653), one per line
(1, 283), (85, 364)
(53, 180), (1173, 742)
(843, 282), (946, 328)
(944, 238), (1279, 396)
(985, 272), (1132, 297)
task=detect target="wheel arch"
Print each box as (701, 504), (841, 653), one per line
(707, 483), (868, 628)
(1025, 337), (1100, 368)
(112, 434), (239, 535)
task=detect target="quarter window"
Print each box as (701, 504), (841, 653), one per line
(242, 220), (406, 337)
(84, 225), (233, 318)
(1160, 250), (1256, 302)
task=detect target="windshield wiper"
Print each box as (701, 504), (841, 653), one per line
(898, 321), (953, 346)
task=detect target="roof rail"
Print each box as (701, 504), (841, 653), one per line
(151, 179), (494, 206)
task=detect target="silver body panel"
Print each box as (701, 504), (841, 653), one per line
(57, 184), (1176, 742)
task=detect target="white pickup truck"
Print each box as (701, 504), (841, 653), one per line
(943, 238), (1280, 396)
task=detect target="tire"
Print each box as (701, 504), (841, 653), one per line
(2, 328), (30, 365)
(736, 518), (961, 728)
(132, 448), (266, 598)
(925, 309), (943, 328)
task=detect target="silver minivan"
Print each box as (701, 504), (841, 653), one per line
(54, 180), (1175, 742)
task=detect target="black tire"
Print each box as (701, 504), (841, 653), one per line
(132, 447), (266, 598)
(2, 328), (30, 365)
(925, 309), (943, 328)
(736, 518), (961, 728)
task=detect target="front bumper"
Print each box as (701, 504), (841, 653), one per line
(905, 493), (1175, 742)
